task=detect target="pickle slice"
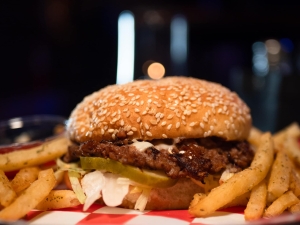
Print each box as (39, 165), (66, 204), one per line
(80, 157), (177, 188)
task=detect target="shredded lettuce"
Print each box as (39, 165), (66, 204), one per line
(116, 177), (152, 211)
(68, 170), (86, 204)
(56, 157), (153, 212)
(56, 158), (79, 169)
(134, 187), (152, 211)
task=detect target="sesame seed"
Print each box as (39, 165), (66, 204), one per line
(200, 122), (205, 128)
(167, 115), (174, 120)
(179, 150), (185, 154)
(127, 131), (134, 135)
(134, 108), (140, 113)
(161, 121), (167, 126)
(189, 122), (196, 127)
(150, 120), (157, 125)
(176, 122), (180, 129)
(144, 123), (149, 130)
(167, 124), (172, 130)
(162, 134), (168, 138)
(108, 129), (114, 133)
(146, 131), (152, 137)
(137, 117), (141, 123)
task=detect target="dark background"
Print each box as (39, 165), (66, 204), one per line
(1, 0), (300, 133)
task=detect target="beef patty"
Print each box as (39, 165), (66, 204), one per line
(64, 137), (254, 182)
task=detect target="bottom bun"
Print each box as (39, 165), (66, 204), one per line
(120, 178), (209, 210)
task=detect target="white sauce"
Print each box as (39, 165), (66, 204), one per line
(81, 170), (105, 211)
(154, 143), (174, 152)
(219, 169), (234, 185)
(81, 170), (130, 210)
(130, 141), (153, 151)
(130, 139), (181, 152)
(102, 173), (129, 207)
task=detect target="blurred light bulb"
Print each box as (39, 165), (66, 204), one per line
(148, 62), (165, 80)
(265, 39), (281, 55)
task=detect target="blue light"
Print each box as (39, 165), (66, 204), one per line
(280, 38), (294, 53)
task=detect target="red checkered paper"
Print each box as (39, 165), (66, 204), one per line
(24, 204), (300, 225)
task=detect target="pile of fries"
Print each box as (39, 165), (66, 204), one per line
(1, 123), (300, 222)
(0, 135), (81, 221)
(189, 122), (300, 221)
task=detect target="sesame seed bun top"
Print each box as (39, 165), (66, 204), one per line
(67, 76), (252, 143)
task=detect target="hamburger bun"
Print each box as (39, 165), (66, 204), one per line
(68, 76), (251, 143)
(121, 178), (208, 210)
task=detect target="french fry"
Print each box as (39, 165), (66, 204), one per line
(267, 151), (292, 198)
(285, 134), (300, 166)
(222, 192), (250, 208)
(247, 127), (263, 150)
(0, 135), (69, 172)
(264, 191), (299, 218)
(35, 190), (81, 210)
(289, 168), (300, 198)
(11, 167), (40, 194)
(0, 170), (17, 207)
(189, 132), (274, 217)
(189, 193), (207, 209)
(273, 123), (300, 165)
(289, 201), (300, 214)
(266, 191), (277, 206)
(244, 180), (267, 221)
(0, 168), (56, 221)
(54, 170), (65, 188)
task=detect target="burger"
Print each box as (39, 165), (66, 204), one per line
(62, 76), (254, 211)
